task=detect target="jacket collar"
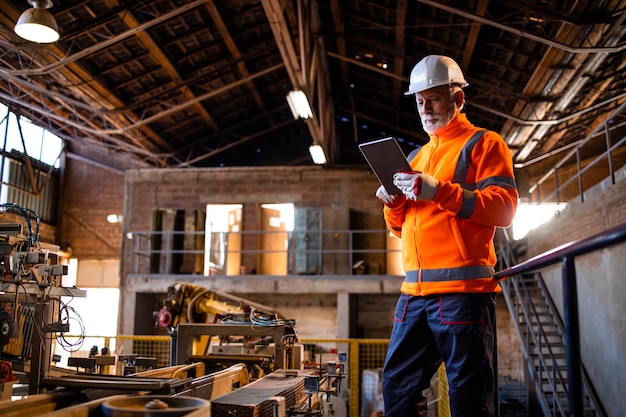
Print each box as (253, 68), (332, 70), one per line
(427, 113), (475, 142)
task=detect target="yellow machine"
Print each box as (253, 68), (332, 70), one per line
(156, 283), (301, 378)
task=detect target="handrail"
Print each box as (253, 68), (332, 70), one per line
(526, 100), (626, 205)
(495, 222), (626, 416)
(495, 223), (626, 280)
(126, 228), (401, 276)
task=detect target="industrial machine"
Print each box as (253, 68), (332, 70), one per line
(0, 204), (85, 395)
(0, 227), (346, 417)
(155, 282), (347, 417)
(156, 283), (301, 377)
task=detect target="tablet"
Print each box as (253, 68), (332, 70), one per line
(359, 137), (412, 194)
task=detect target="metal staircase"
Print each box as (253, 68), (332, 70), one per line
(496, 229), (607, 417)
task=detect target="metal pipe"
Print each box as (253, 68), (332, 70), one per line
(495, 223), (626, 281)
(15, 113), (40, 196)
(329, 49), (626, 131)
(0, 63), (283, 136)
(528, 133), (626, 204)
(528, 99), (626, 195)
(605, 121), (615, 186)
(1, 0), (211, 77)
(562, 256), (583, 417)
(471, 91), (626, 127)
(1, 107), (10, 202)
(553, 166), (560, 205)
(576, 148), (583, 204)
(418, 0), (626, 54)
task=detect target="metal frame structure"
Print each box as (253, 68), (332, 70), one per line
(172, 323), (298, 372)
(495, 222), (626, 416)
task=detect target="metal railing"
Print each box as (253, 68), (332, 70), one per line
(524, 100), (626, 205)
(495, 222), (626, 416)
(496, 244), (573, 416)
(127, 228), (401, 277)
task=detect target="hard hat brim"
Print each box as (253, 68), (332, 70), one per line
(404, 82), (469, 96)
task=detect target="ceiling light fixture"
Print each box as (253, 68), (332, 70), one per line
(309, 144), (327, 165)
(14, 0), (60, 44)
(286, 89), (312, 119)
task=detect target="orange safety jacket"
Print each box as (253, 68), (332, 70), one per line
(383, 113), (519, 296)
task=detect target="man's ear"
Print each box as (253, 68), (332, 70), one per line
(453, 89), (465, 109)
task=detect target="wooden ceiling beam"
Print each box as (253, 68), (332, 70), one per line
(460, 0), (488, 71)
(261, 0), (325, 149)
(391, 0), (408, 130)
(118, 8), (220, 135)
(203, 1), (267, 114)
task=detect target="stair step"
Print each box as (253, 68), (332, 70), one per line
(541, 384), (567, 395)
(501, 269), (601, 417)
(526, 334), (564, 344)
(521, 329), (562, 339)
(528, 348), (567, 357)
(520, 320), (560, 330)
(520, 323), (560, 332)
(530, 355), (568, 363)
(530, 357), (568, 367)
(543, 394), (597, 415)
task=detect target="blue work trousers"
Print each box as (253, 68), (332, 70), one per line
(382, 292), (496, 417)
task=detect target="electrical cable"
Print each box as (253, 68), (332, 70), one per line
(0, 203), (40, 247)
(55, 303), (86, 352)
(49, 290), (86, 352)
(13, 279), (86, 354)
(249, 307), (297, 328)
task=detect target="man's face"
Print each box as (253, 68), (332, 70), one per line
(415, 86), (458, 134)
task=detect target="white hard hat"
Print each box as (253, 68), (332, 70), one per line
(404, 55), (468, 95)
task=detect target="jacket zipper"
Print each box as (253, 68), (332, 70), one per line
(414, 206), (422, 295)
(416, 134), (439, 295)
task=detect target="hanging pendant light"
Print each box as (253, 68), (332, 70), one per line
(14, 0), (60, 44)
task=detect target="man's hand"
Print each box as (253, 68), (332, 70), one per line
(376, 185), (402, 207)
(393, 172), (439, 201)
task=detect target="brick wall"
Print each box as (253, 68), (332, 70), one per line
(122, 166), (386, 272)
(124, 166), (383, 217)
(58, 158), (125, 258)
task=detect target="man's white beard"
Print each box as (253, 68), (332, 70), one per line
(421, 103), (457, 135)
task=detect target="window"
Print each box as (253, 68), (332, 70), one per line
(0, 104), (62, 222)
(0, 103), (62, 168)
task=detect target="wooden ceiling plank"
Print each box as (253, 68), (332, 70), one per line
(118, 8), (220, 136)
(203, 1), (267, 113)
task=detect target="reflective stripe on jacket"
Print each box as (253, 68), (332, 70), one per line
(383, 113), (519, 296)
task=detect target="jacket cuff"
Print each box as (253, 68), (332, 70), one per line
(383, 195), (407, 210)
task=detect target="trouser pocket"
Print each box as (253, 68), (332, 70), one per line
(438, 292), (494, 325)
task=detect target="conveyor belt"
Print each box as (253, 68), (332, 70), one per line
(211, 369), (316, 417)
(41, 374), (191, 394)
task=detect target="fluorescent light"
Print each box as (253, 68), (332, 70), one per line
(309, 144), (327, 165)
(14, 0), (60, 44)
(286, 89), (312, 119)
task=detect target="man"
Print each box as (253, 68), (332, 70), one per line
(376, 55), (518, 417)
